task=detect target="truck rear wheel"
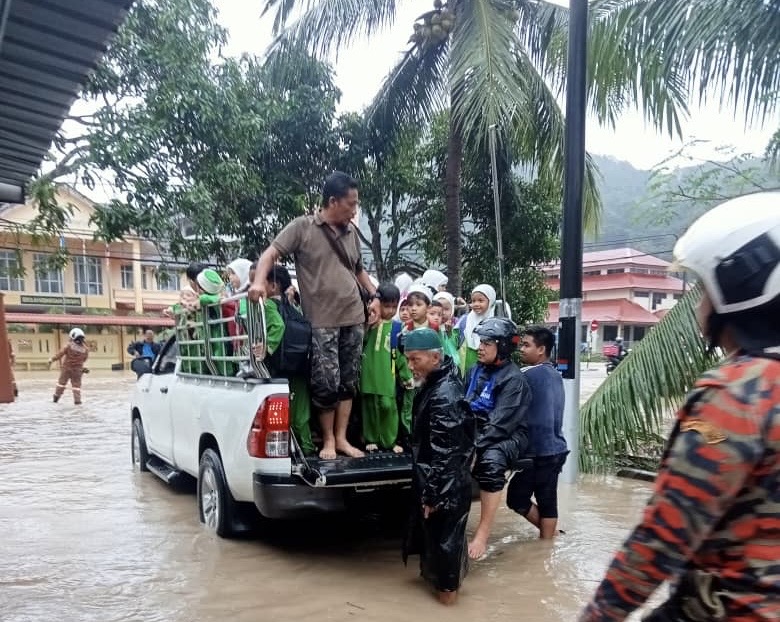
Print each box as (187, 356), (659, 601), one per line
(131, 418), (150, 472)
(198, 448), (236, 537)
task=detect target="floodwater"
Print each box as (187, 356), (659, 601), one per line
(1, 370), (661, 622)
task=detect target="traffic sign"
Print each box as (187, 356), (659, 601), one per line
(590, 319), (599, 332)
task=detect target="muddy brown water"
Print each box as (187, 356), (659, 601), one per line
(1, 371), (662, 621)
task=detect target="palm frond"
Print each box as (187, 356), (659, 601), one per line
(264, 0), (401, 59)
(580, 286), (721, 473)
(449, 0), (525, 144)
(591, 0), (780, 124)
(517, 0), (690, 138)
(508, 50), (602, 233)
(367, 42), (450, 149)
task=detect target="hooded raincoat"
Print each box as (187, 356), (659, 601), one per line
(403, 357), (475, 593)
(466, 361), (531, 492)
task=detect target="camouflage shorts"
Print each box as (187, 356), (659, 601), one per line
(310, 325), (365, 411)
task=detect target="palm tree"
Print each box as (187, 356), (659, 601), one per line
(261, 0), (689, 295)
(579, 0), (780, 471)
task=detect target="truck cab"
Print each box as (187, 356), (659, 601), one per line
(130, 293), (413, 537)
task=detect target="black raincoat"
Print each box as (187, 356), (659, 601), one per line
(403, 357), (475, 593)
(466, 361), (530, 492)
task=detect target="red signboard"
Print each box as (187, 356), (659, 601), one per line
(590, 319), (599, 332)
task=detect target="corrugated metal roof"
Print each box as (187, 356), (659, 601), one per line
(0, 0), (134, 202)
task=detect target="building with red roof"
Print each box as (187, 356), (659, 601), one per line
(543, 248), (688, 350)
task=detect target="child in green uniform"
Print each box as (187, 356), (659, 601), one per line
(434, 291), (461, 370)
(361, 284), (407, 452)
(263, 264), (316, 456)
(457, 283), (496, 377)
(195, 268), (234, 375)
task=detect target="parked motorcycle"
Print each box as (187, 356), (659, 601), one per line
(606, 349), (630, 374)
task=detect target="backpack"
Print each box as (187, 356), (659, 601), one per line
(269, 298), (312, 376)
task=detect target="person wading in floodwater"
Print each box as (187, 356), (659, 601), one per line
(580, 192), (780, 622)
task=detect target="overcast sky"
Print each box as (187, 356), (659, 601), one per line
(213, 0), (773, 170)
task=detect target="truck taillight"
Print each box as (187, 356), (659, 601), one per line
(247, 395), (290, 458)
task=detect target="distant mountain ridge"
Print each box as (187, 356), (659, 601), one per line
(588, 153), (776, 260)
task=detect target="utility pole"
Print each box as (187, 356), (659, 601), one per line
(488, 124), (507, 313)
(558, 0), (588, 485)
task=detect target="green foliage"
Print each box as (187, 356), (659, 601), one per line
(31, 0), (341, 264)
(410, 113), (561, 323)
(580, 286), (721, 473)
(334, 113), (430, 280)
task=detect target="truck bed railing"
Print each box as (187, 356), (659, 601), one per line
(173, 293), (271, 379)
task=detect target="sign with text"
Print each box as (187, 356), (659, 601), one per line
(20, 295), (82, 306)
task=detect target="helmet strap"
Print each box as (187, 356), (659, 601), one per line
(706, 311), (726, 354)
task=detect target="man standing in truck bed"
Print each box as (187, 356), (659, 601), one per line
(249, 172), (377, 459)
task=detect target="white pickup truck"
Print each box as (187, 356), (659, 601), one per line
(130, 295), (413, 537)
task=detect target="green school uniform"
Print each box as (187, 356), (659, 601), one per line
(266, 298), (315, 455)
(361, 320), (400, 449)
(460, 344), (479, 378)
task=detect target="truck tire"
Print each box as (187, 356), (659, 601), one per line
(132, 418), (150, 472)
(198, 448), (236, 538)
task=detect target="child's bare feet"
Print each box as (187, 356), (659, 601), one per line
(336, 441), (365, 458)
(365, 443), (378, 452)
(392, 444), (404, 454)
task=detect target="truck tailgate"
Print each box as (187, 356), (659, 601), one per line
(299, 452), (413, 487)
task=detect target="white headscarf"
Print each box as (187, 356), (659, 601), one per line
(463, 283), (497, 349)
(433, 291), (455, 310)
(394, 273), (414, 297)
(420, 269), (448, 291)
(226, 258), (252, 293)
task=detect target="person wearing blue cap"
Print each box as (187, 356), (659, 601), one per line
(402, 328), (475, 605)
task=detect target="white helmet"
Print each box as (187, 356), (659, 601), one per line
(69, 328), (85, 340)
(673, 191), (780, 315)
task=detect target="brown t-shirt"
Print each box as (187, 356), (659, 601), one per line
(272, 212), (364, 329)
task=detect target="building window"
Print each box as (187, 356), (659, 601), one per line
(155, 270), (179, 291)
(120, 265), (134, 289)
(0, 250), (25, 291)
(33, 253), (63, 294)
(634, 290), (650, 298)
(603, 325), (618, 342)
(673, 294), (682, 301)
(73, 256), (103, 295)
(633, 326), (647, 341)
(142, 269), (149, 291)
(652, 292), (665, 310)
(630, 268), (649, 274)
(607, 268), (625, 275)
(584, 270), (601, 277)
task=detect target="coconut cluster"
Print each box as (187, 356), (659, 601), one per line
(410, 1), (455, 47)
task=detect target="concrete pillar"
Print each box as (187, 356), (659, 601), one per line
(132, 240), (143, 313)
(0, 294), (15, 403)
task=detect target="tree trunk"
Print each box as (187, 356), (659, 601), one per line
(444, 116), (464, 296)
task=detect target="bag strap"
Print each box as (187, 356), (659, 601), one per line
(319, 218), (359, 275)
(318, 219), (369, 317)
